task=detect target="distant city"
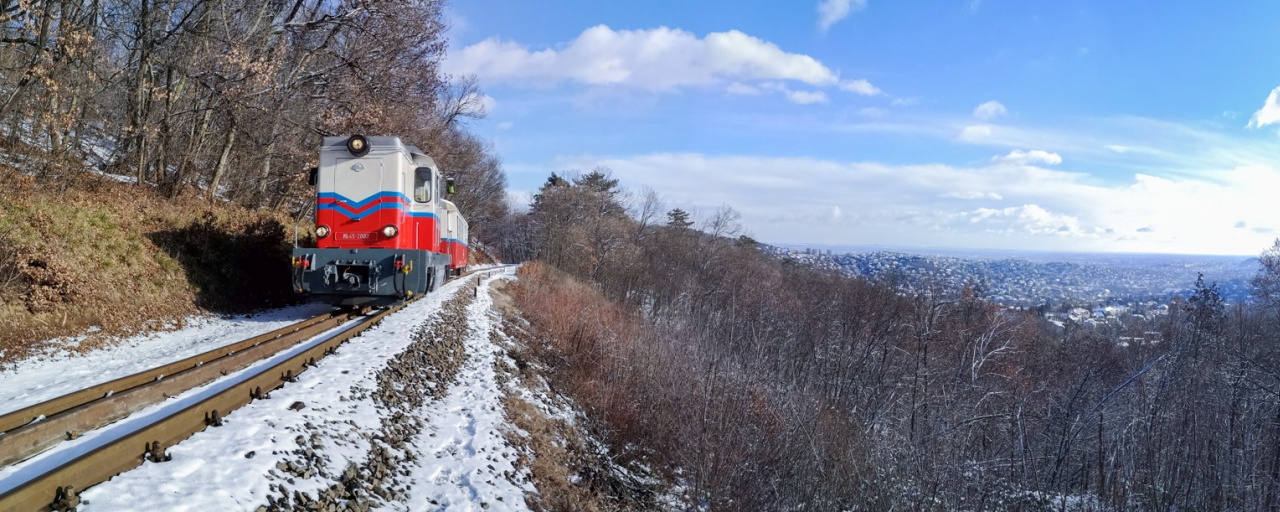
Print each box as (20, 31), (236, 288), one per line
(767, 245), (1259, 311)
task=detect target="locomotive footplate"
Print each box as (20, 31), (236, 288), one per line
(291, 247), (451, 299)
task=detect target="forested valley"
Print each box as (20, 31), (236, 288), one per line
(501, 171), (1280, 511)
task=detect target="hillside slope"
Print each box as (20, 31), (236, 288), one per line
(0, 172), (303, 364)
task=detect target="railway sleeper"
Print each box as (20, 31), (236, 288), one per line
(205, 410), (223, 427)
(51, 485), (79, 512)
(1, 294), (424, 510)
(145, 440), (171, 463)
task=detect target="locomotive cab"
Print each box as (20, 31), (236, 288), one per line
(292, 135), (457, 305)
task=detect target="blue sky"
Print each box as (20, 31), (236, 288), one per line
(442, 0), (1280, 256)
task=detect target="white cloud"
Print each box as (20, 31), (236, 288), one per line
(726, 82), (762, 95)
(445, 25), (839, 92)
(915, 113), (1280, 177)
(463, 93), (497, 116)
(505, 189), (533, 211)
(839, 78), (882, 96)
(444, 8), (471, 37)
(957, 124), (993, 142)
(817, 0), (867, 32)
(546, 152), (1280, 255)
(992, 149), (1062, 166)
(945, 191), (1003, 200)
(1249, 86), (1280, 129)
(973, 100), (1008, 120)
(727, 81), (831, 104)
(787, 90), (829, 105)
(968, 204), (1084, 237)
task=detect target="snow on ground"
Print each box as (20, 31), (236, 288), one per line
(0, 266), (536, 511)
(0, 303), (335, 415)
(405, 272), (532, 510)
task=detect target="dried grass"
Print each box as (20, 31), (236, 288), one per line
(0, 171), (303, 365)
(492, 293), (662, 511)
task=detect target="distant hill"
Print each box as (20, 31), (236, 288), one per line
(766, 246), (1257, 307)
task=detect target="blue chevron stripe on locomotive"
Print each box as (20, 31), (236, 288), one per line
(318, 192), (438, 221)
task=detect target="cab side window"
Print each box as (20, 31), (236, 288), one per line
(414, 167), (432, 203)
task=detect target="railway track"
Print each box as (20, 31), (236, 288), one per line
(0, 290), (442, 512)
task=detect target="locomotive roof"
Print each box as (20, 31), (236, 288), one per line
(321, 136), (437, 168)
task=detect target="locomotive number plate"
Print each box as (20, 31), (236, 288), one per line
(340, 232), (372, 240)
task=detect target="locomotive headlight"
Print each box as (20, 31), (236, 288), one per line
(346, 135), (370, 157)
(382, 225), (399, 238)
(315, 225), (330, 238)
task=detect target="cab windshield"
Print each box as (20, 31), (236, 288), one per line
(414, 167), (432, 203)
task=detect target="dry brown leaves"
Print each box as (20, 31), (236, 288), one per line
(0, 172), (298, 366)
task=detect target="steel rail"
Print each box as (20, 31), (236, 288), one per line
(0, 311), (339, 436)
(0, 310), (359, 468)
(0, 299), (414, 512)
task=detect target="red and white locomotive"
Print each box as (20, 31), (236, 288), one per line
(292, 135), (468, 304)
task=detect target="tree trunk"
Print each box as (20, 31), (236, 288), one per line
(0, 3), (54, 121)
(208, 122), (236, 200)
(132, 0), (152, 186)
(169, 103), (213, 198)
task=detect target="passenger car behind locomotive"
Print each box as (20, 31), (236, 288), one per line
(441, 199), (468, 276)
(291, 135), (467, 305)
